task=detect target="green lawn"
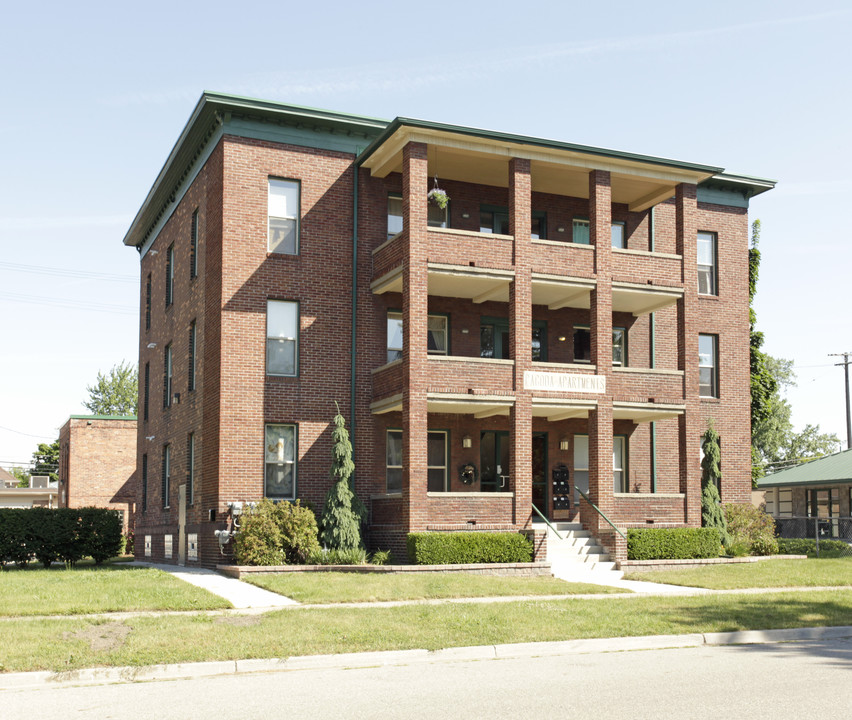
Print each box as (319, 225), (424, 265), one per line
(2, 590), (851, 673)
(623, 557), (852, 589)
(243, 572), (626, 603)
(0, 564), (231, 616)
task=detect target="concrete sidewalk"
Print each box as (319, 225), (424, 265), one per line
(128, 562), (298, 609)
(3, 625), (850, 691)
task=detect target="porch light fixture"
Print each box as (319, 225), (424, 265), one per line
(147, 342), (157, 348)
(462, 435), (472, 449)
(559, 437), (570, 451)
(557, 226), (566, 233)
(461, 211), (470, 219)
(558, 335), (566, 342)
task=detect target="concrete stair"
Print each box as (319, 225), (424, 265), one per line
(539, 521), (625, 586)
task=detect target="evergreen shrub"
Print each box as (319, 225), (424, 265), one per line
(233, 498), (321, 566)
(407, 532), (533, 565)
(627, 527), (720, 560)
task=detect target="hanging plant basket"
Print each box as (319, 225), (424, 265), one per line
(428, 185), (449, 210)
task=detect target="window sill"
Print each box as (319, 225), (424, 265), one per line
(427, 491), (514, 498)
(613, 247), (681, 261)
(371, 492), (402, 500)
(532, 239), (594, 250)
(698, 294), (720, 301)
(372, 359), (402, 374)
(700, 397), (721, 403)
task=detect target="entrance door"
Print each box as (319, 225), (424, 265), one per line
(532, 432), (548, 518)
(480, 431), (510, 492)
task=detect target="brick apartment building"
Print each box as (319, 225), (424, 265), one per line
(123, 92), (773, 567)
(57, 415), (137, 530)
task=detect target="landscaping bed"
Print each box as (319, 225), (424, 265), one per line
(218, 562), (551, 580)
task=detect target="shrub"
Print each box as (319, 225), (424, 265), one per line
(778, 538), (850, 558)
(307, 547), (367, 565)
(234, 498), (322, 566)
(627, 527), (721, 560)
(0, 508), (122, 568)
(320, 406), (366, 550)
(726, 541), (751, 557)
(724, 503), (778, 556)
(407, 532), (533, 565)
(370, 549), (394, 566)
(275, 500), (321, 564)
(233, 499), (285, 566)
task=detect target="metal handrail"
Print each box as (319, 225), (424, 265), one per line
(531, 503), (563, 540)
(576, 488), (627, 540)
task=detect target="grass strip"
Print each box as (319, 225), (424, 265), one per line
(623, 557), (852, 589)
(243, 572), (626, 603)
(2, 590), (851, 673)
(0, 565), (230, 616)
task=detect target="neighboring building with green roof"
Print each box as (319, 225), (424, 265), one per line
(757, 448), (852, 538)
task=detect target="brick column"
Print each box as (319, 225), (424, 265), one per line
(585, 170), (613, 534)
(675, 182), (701, 526)
(402, 141), (429, 533)
(509, 157), (532, 527)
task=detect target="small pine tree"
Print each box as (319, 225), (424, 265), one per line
(320, 403), (366, 551)
(701, 420), (730, 547)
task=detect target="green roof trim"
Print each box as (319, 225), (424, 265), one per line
(356, 116), (726, 175)
(69, 414), (137, 421)
(756, 448), (852, 488)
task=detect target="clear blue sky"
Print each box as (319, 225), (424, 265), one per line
(1, 0), (850, 468)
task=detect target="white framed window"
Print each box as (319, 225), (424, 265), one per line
(163, 344), (173, 408)
(162, 444), (171, 509)
(573, 435), (589, 504)
(265, 424), (296, 499)
(697, 231), (717, 295)
(427, 431), (448, 492)
(613, 436), (627, 493)
(267, 300), (298, 376)
(612, 328), (626, 367)
(268, 178), (299, 254)
(386, 430), (403, 493)
(611, 221), (626, 249)
(572, 218), (590, 245)
(386, 312), (448, 363)
(698, 334), (718, 398)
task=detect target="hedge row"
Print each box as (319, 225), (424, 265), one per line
(0, 507), (123, 568)
(627, 527), (720, 560)
(407, 532), (533, 565)
(777, 538), (851, 558)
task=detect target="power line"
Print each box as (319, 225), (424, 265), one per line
(829, 351), (852, 450)
(0, 424), (57, 439)
(0, 261), (136, 283)
(0, 292), (136, 315)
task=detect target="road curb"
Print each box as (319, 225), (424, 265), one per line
(3, 626), (851, 691)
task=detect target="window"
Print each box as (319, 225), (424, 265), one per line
(698, 334), (718, 398)
(188, 320), (196, 392)
(268, 178), (299, 254)
(187, 433), (195, 505)
(266, 300), (298, 376)
(163, 344), (173, 408)
(573, 327), (591, 363)
(141, 454), (148, 513)
(572, 218), (590, 245)
(387, 193), (448, 240)
(480, 205), (546, 239)
(162, 444), (171, 509)
(574, 435), (628, 497)
(143, 362), (150, 422)
(807, 488), (840, 538)
(612, 328), (626, 367)
(480, 318), (546, 360)
(697, 231), (717, 295)
(190, 209), (199, 279)
(573, 435), (588, 504)
(386, 430), (403, 493)
(165, 244), (174, 307)
(766, 488), (793, 517)
(386, 312), (448, 363)
(613, 436), (627, 493)
(427, 431), (448, 492)
(265, 424), (296, 499)
(385, 430), (447, 493)
(145, 274), (152, 331)
(611, 222), (626, 249)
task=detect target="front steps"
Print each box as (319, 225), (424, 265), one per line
(539, 521), (625, 586)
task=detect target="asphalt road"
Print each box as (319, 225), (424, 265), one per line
(5, 639), (851, 719)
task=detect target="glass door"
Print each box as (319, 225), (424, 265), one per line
(532, 433), (548, 518)
(481, 431), (510, 492)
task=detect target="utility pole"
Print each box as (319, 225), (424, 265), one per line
(829, 352), (852, 450)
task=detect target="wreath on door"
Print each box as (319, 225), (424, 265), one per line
(459, 463), (477, 485)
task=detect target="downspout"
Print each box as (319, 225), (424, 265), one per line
(649, 205), (656, 493)
(349, 161), (359, 490)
